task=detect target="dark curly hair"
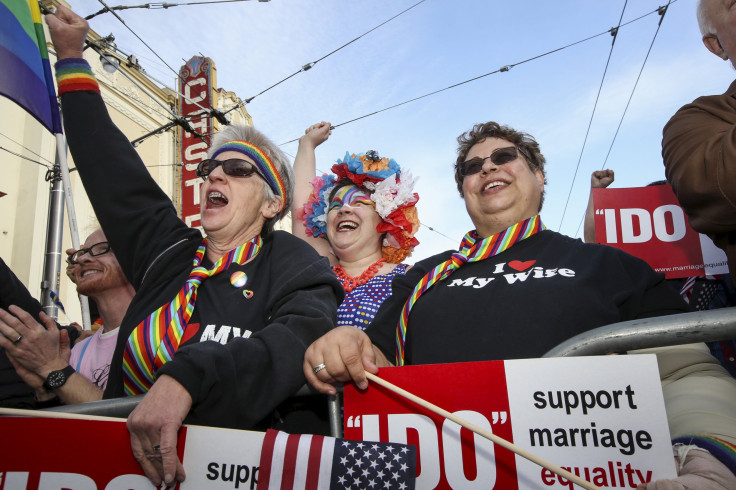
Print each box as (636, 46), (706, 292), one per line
(453, 121), (547, 210)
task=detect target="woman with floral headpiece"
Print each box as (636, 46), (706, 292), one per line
(292, 122), (420, 331)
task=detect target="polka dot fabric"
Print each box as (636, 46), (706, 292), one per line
(336, 264), (408, 330)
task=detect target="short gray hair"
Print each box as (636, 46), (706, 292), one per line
(208, 124), (294, 235)
(697, 0), (717, 36)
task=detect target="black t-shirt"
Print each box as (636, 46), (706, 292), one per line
(367, 230), (689, 365)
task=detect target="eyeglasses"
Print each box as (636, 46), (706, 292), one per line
(67, 241), (111, 264)
(459, 146), (531, 177)
(196, 158), (264, 181)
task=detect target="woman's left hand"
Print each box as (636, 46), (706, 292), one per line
(127, 375), (191, 486)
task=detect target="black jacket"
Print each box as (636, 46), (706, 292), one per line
(58, 61), (342, 431)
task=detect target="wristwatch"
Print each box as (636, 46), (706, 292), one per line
(43, 365), (76, 390)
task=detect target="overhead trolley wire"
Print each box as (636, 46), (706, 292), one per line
(278, 3), (672, 146)
(237, 0), (428, 107)
(572, 1), (672, 239)
(1, 146), (52, 169)
(85, 0), (271, 20)
(0, 132), (56, 167)
(556, 0), (630, 233)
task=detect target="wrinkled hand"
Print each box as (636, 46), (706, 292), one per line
(299, 121), (332, 150)
(591, 169), (615, 189)
(637, 445), (736, 489)
(127, 375), (190, 486)
(45, 4), (89, 60)
(304, 325), (385, 395)
(0, 306), (68, 379)
(6, 351), (44, 391)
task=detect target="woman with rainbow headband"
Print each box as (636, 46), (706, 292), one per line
(293, 122), (420, 332)
(304, 121), (736, 487)
(46, 6), (342, 486)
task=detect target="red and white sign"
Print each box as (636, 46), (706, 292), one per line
(593, 186), (729, 278)
(178, 56), (214, 230)
(0, 418), (265, 489)
(344, 355), (677, 490)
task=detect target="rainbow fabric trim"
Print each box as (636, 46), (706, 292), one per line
(211, 140), (285, 200)
(122, 236), (262, 395)
(395, 215), (545, 365)
(55, 58), (100, 94)
(673, 435), (736, 476)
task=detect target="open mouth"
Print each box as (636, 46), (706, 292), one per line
(483, 180), (507, 192)
(337, 220), (359, 232)
(207, 191), (229, 208)
(80, 269), (101, 278)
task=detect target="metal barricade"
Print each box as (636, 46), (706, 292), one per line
(43, 308), (736, 438)
(543, 307), (736, 357)
(45, 383), (345, 437)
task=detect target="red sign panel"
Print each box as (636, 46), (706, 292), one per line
(178, 56), (214, 229)
(344, 362), (518, 489)
(593, 186), (729, 278)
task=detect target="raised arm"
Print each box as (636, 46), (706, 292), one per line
(292, 122), (334, 260)
(583, 169), (614, 243)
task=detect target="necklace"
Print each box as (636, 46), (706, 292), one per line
(334, 258), (386, 293)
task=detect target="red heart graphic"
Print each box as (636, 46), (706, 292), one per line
(181, 322), (201, 345)
(508, 260), (535, 271)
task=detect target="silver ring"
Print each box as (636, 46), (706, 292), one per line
(152, 444), (160, 452)
(312, 363), (327, 374)
(12, 334), (22, 344)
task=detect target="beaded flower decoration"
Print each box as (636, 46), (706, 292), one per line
(301, 151), (420, 263)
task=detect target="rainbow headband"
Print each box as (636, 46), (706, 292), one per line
(211, 140), (286, 200)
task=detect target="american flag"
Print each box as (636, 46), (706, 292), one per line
(257, 429), (416, 490)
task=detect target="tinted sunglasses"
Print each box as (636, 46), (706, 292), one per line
(196, 158), (264, 181)
(67, 241), (111, 265)
(459, 146), (531, 177)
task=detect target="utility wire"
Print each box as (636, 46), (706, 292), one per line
(573, 2), (672, 239)
(85, 0), (269, 20)
(278, 3), (669, 146)
(235, 0), (428, 108)
(93, 0), (182, 81)
(0, 132), (56, 166)
(556, 0), (629, 233)
(1, 146), (52, 169)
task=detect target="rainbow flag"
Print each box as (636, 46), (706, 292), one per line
(0, 0), (62, 133)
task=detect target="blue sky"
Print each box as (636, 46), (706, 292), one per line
(68, 0), (735, 261)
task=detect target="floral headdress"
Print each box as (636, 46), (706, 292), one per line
(301, 151), (420, 263)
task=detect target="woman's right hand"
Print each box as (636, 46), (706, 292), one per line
(45, 4), (90, 60)
(304, 326), (388, 395)
(299, 121), (332, 150)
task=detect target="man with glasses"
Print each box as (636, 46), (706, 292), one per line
(0, 229), (134, 405)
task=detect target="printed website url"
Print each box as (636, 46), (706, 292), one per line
(655, 261), (728, 272)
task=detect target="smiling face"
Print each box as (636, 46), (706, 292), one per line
(199, 150), (282, 243)
(461, 137), (545, 238)
(325, 184), (383, 260)
(73, 230), (129, 297)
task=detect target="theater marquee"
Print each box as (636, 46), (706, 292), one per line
(178, 56), (215, 229)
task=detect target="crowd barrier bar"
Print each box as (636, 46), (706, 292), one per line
(44, 308), (736, 438)
(543, 307), (736, 357)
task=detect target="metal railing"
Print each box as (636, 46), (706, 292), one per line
(44, 308), (736, 438)
(543, 308), (736, 357)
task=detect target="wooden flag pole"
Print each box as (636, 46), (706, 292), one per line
(0, 406), (123, 422)
(364, 372), (601, 490)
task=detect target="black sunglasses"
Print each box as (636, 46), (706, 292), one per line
(459, 146), (531, 177)
(67, 241), (111, 264)
(196, 158), (264, 181)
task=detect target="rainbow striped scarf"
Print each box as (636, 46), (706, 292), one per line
(122, 236), (262, 395)
(395, 215), (545, 365)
